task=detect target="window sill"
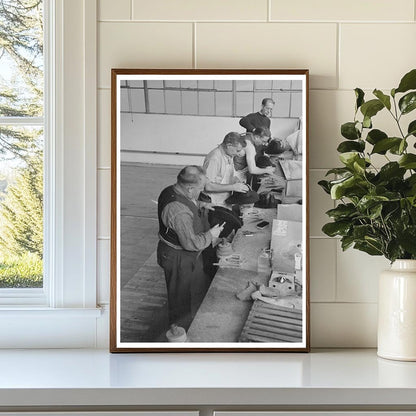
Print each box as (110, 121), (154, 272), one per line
(0, 307), (105, 348)
(0, 306), (102, 316)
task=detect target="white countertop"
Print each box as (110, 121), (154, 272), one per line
(1, 349), (416, 408)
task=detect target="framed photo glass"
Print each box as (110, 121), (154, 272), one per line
(110, 69), (310, 352)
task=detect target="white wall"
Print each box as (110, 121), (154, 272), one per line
(97, 0), (416, 347)
(120, 113), (299, 164)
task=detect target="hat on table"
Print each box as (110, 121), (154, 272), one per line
(208, 206), (243, 238)
(224, 190), (259, 205)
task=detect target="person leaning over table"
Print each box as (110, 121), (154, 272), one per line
(239, 97), (275, 133)
(203, 132), (249, 206)
(233, 127), (275, 185)
(157, 165), (225, 331)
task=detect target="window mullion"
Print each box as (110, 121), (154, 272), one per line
(0, 117), (44, 126)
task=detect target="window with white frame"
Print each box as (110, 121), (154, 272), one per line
(0, 0), (99, 348)
(0, 0), (45, 291)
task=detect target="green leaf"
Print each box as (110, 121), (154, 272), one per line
(330, 176), (353, 200)
(407, 120), (416, 138)
(318, 180), (331, 194)
(341, 235), (355, 251)
(355, 88), (365, 110)
(325, 167), (352, 176)
(330, 175), (364, 200)
(371, 137), (402, 154)
(399, 154), (416, 169)
(398, 227), (416, 255)
(377, 162), (406, 181)
(373, 89), (391, 110)
(337, 140), (365, 153)
(353, 224), (374, 240)
(362, 116), (372, 129)
(366, 129), (387, 145)
(369, 203), (383, 220)
(326, 203), (357, 220)
(354, 241), (383, 256)
(360, 99), (384, 119)
(399, 139), (407, 154)
(399, 92), (416, 115)
(386, 240), (403, 263)
(357, 195), (389, 211)
(339, 152), (360, 167)
(341, 122), (360, 140)
(353, 158), (366, 174)
(389, 139), (408, 155)
(395, 69), (416, 94)
(322, 221), (351, 237)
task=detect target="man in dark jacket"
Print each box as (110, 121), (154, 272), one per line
(157, 165), (224, 331)
(239, 97), (275, 132)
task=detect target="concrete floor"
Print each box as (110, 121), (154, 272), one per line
(120, 163), (178, 287)
(120, 163), (179, 342)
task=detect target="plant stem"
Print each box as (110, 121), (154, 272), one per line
(390, 97), (406, 139)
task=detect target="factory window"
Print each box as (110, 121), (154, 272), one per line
(120, 80), (302, 118)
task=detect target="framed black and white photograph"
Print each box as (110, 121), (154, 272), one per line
(110, 69), (310, 352)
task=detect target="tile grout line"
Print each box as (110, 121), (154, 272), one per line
(98, 19), (415, 24)
(336, 22), (340, 90)
(268, 0), (272, 22)
(193, 22), (197, 69)
(130, 0), (133, 20)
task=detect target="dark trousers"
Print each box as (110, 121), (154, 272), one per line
(157, 241), (211, 331)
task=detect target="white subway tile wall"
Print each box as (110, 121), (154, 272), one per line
(99, 0), (131, 20)
(196, 23), (338, 89)
(270, 0), (414, 22)
(336, 246), (390, 303)
(98, 23), (193, 88)
(98, 90), (111, 168)
(132, 0), (269, 21)
(340, 24), (416, 90)
(97, 169), (111, 239)
(310, 239), (336, 302)
(97, 240), (110, 305)
(97, 0), (416, 347)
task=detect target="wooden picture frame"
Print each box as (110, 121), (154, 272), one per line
(110, 69), (310, 352)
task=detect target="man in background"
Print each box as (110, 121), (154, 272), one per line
(239, 98), (275, 133)
(157, 166), (224, 331)
(203, 132), (249, 206)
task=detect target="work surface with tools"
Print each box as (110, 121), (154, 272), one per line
(187, 154), (304, 343)
(187, 208), (275, 342)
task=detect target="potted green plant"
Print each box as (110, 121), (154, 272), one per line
(319, 68), (416, 361)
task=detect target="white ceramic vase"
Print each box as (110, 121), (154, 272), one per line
(378, 259), (416, 361)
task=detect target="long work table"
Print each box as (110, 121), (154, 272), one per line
(187, 208), (276, 342)
(188, 153), (304, 343)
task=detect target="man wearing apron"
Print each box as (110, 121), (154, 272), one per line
(157, 166), (224, 330)
(203, 132), (249, 206)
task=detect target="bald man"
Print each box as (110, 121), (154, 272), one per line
(239, 97), (275, 133)
(157, 165), (224, 331)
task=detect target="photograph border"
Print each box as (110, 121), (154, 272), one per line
(110, 68), (310, 353)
